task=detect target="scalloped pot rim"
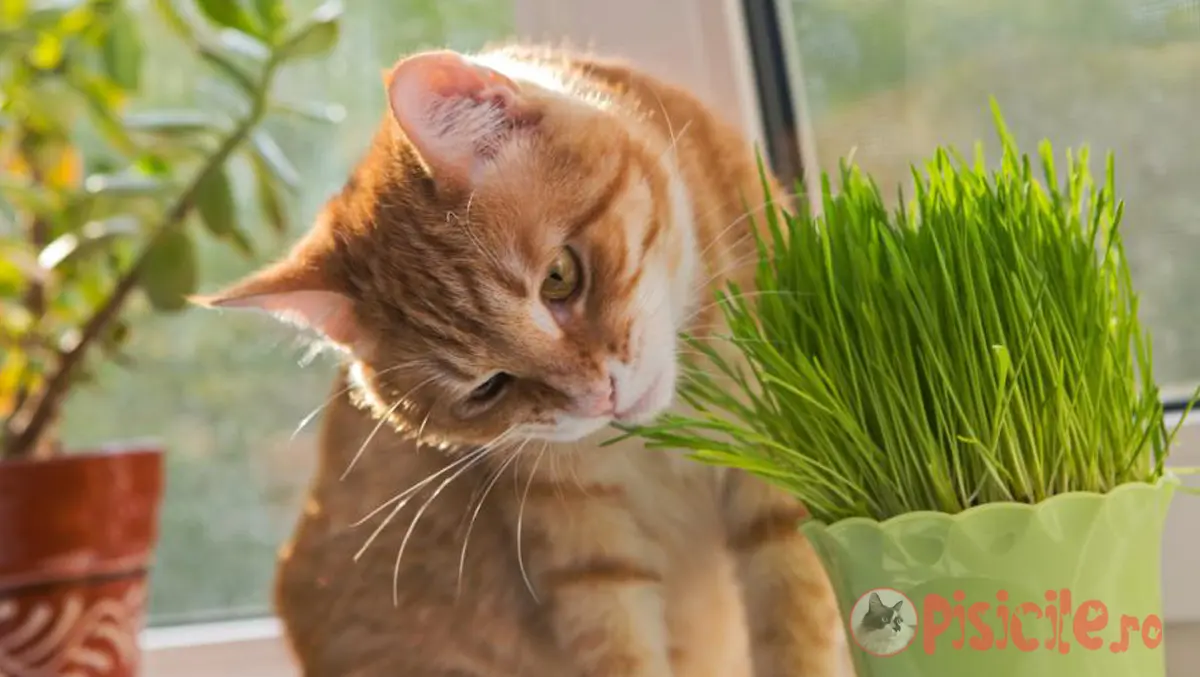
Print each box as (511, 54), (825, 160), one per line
(812, 473), (1180, 534)
(810, 474), (1177, 663)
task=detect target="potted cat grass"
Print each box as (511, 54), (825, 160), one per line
(632, 108), (1193, 677)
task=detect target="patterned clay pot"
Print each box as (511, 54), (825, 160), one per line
(0, 444), (163, 677)
(802, 476), (1176, 677)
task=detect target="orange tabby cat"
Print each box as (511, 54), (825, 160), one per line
(198, 45), (849, 677)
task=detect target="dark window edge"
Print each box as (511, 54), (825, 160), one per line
(740, 0), (804, 185)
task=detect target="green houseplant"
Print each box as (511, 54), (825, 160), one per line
(0, 1), (342, 674)
(633, 108), (1193, 677)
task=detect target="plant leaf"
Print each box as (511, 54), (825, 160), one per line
(270, 99), (346, 124)
(193, 0), (262, 38)
(199, 44), (257, 96)
(195, 165), (252, 255)
(0, 242), (39, 298)
(249, 129), (300, 190)
(248, 150), (287, 234)
(140, 229), (197, 311)
(100, 5), (143, 91)
(276, 0), (341, 61)
(66, 71), (137, 156)
(84, 172), (171, 198)
(0, 0), (29, 29)
(251, 0), (288, 36)
(37, 217), (139, 270)
(149, 0), (196, 43)
(28, 31), (63, 69)
(99, 318), (131, 356)
(122, 109), (224, 136)
(0, 176), (57, 213)
(216, 28), (270, 62)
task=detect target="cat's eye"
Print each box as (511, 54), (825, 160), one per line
(540, 247), (582, 302)
(470, 372), (512, 402)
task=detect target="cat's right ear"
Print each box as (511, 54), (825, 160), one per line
(385, 50), (533, 187)
(191, 257), (361, 350)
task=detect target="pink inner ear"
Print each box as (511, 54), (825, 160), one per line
(213, 290), (359, 347)
(386, 50), (523, 182)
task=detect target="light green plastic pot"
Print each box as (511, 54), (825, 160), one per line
(802, 476), (1177, 677)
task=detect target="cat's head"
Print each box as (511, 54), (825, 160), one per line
(860, 593), (906, 635)
(197, 49), (700, 447)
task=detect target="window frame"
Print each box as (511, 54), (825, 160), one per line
(140, 0), (769, 672)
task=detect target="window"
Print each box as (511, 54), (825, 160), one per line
(777, 0), (1200, 395)
(105, 0), (1196, 672)
(761, 0), (1200, 670)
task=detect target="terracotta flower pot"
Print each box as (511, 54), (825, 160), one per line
(0, 443), (164, 677)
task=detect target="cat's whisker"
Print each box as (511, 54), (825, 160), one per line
(393, 437), (514, 606)
(351, 444), (491, 565)
(549, 450), (569, 503)
(456, 190), (507, 278)
(658, 120), (693, 167)
(516, 444), (548, 604)
(457, 440), (528, 597)
(350, 438), (491, 529)
(562, 443), (588, 494)
(351, 424), (519, 552)
(341, 375), (439, 481)
(341, 397), (405, 481)
(688, 249), (767, 304)
(415, 407), (434, 443)
(648, 87), (690, 169)
(686, 289), (814, 323)
(353, 481), (418, 563)
(696, 191), (806, 261)
(687, 254), (763, 316)
(687, 334), (776, 348)
(290, 362), (425, 441)
(547, 448), (578, 506)
(678, 252), (786, 332)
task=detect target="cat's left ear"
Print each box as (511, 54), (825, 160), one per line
(386, 50), (534, 187)
(867, 593), (886, 613)
(191, 254), (361, 350)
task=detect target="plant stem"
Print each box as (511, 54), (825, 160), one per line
(2, 79), (275, 460)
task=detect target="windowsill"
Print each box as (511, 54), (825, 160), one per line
(141, 618), (292, 677)
(141, 616), (283, 650)
(139, 617), (1200, 676)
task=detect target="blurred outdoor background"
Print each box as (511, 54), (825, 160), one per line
(59, 0), (515, 623)
(57, 0), (1200, 625)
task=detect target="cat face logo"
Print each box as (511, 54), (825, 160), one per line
(850, 588), (919, 657)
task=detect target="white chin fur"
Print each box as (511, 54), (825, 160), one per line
(525, 416), (613, 443)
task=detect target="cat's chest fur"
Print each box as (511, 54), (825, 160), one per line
(280, 396), (756, 677)
(564, 443), (753, 677)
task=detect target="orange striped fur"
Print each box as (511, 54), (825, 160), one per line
(202, 45), (850, 677)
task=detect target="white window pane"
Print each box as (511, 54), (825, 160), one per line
(786, 0), (1200, 392)
(61, 0), (514, 625)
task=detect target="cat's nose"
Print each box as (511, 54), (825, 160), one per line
(571, 376), (616, 418)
